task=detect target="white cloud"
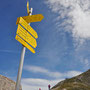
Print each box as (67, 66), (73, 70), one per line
(24, 65), (82, 78)
(65, 71), (82, 78)
(84, 59), (89, 67)
(21, 78), (62, 90)
(21, 68), (82, 90)
(0, 49), (19, 53)
(45, 0), (90, 44)
(24, 65), (48, 73)
(24, 65), (62, 78)
(80, 58), (90, 69)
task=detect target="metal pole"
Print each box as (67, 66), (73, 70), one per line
(15, 8), (33, 90)
(15, 46), (26, 90)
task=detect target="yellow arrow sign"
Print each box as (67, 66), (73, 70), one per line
(16, 14), (44, 24)
(16, 17), (38, 39)
(15, 35), (35, 53)
(16, 25), (37, 48)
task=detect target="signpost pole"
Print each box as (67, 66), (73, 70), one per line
(15, 46), (26, 90)
(15, 5), (33, 90)
(15, 1), (44, 89)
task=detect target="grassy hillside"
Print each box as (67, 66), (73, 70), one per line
(51, 69), (90, 90)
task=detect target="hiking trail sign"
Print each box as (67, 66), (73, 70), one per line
(15, 14), (44, 53)
(15, 1), (44, 90)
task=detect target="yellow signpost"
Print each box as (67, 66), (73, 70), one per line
(16, 17), (38, 39)
(15, 35), (35, 53)
(16, 14), (44, 24)
(15, 1), (44, 90)
(16, 24), (37, 48)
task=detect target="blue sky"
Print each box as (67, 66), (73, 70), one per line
(0, 0), (90, 90)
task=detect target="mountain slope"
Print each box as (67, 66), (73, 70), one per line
(0, 75), (22, 90)
(51, 69), (90, 90)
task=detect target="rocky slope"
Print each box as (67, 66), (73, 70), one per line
(51, 69), (90, 90)
(0, 75), (22, 90)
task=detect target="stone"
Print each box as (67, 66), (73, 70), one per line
(0, 75), (22, 90)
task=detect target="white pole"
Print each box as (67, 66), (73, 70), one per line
(15, 46), (26, 90)
(15, 8), (33, 90)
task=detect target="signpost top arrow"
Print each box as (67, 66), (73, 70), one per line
(16, 14), (44, 24)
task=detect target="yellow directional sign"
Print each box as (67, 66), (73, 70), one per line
(16, 25), (37, 48)
(15, 35), (35, 53)
(16, 14), (44, 24)
(16, 17), (38, 39)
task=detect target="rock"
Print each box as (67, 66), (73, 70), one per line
(0, 75), (22, 90)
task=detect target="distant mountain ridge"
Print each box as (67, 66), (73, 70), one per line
(51, 69), (90, 90)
